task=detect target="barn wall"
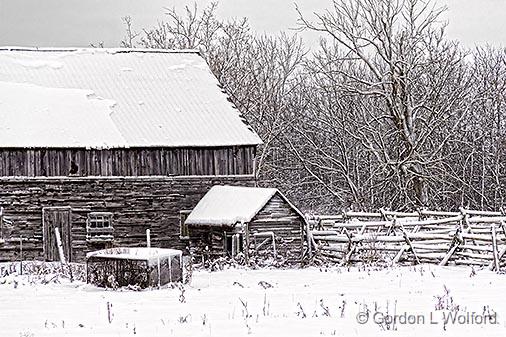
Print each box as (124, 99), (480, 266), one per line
(0, 175), (255, 262)
(0, 146), (256, 177)
(249, 193), (304, 262)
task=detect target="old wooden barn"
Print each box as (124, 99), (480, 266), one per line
(0, 47), (263, 262)
(184, 185), (306, 263)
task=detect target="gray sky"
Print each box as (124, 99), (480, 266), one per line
(0, 0), (504, 49)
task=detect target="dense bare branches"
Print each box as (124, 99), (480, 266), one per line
(295, 0), (475, 209)
(121, 1), (506, 212)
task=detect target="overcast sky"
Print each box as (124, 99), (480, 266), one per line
(0, 0), (504, 49)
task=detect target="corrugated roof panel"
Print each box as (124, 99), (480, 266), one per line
(0, 47), (263, 148)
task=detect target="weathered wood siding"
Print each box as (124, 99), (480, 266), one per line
(249, 193), (304, 262)
(187, 226), (229, 261)
(0, 176), (254, 262)
(0, 146), (256, 177)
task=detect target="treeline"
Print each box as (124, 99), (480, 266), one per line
(121, 1), (506, 212)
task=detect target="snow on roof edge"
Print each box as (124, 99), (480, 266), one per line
(0, 143), (261, 150)
(0, 46), (201, 54)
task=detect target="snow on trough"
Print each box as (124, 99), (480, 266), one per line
(86, 248), (184, 288)
(86, 247), (182, 263)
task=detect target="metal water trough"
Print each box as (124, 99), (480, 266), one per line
(86, 247), (182, 288)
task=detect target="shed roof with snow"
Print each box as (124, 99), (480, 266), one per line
(185, 185), (305, 226)
(0, 47), (262, 148)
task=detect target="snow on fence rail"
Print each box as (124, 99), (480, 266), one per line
(306, 208), (506, 272)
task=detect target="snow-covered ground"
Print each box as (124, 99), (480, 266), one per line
(1, 264), (505, 337)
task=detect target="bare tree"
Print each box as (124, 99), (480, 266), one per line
(120, 16), (140, 48)
(296, 0), (473, 209)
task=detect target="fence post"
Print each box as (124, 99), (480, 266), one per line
(306, 221), (313, 259)
(243, 222), (250, 265)
(491, 224), (500, 272)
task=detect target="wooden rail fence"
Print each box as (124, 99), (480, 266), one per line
(306, 209), (506, 271)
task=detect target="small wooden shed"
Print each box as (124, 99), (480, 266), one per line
(184, 185), (306, 263)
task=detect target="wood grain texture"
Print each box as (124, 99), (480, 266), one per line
(249, 193), (304, 262)
(0, 146), (256, 177)
(0, 176), (255, 262)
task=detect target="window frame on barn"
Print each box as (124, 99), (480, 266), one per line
(86, 212), (114, 242)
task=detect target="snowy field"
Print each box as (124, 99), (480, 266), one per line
(1, 264), (506, 337)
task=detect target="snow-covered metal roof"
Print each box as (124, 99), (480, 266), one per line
(185, 185), (303, 226)
(0, 47), (262, 148)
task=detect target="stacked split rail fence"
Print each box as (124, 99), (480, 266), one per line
(306, 209), (506, 272)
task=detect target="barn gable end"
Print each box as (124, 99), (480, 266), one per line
(249, 193), (304, 262)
